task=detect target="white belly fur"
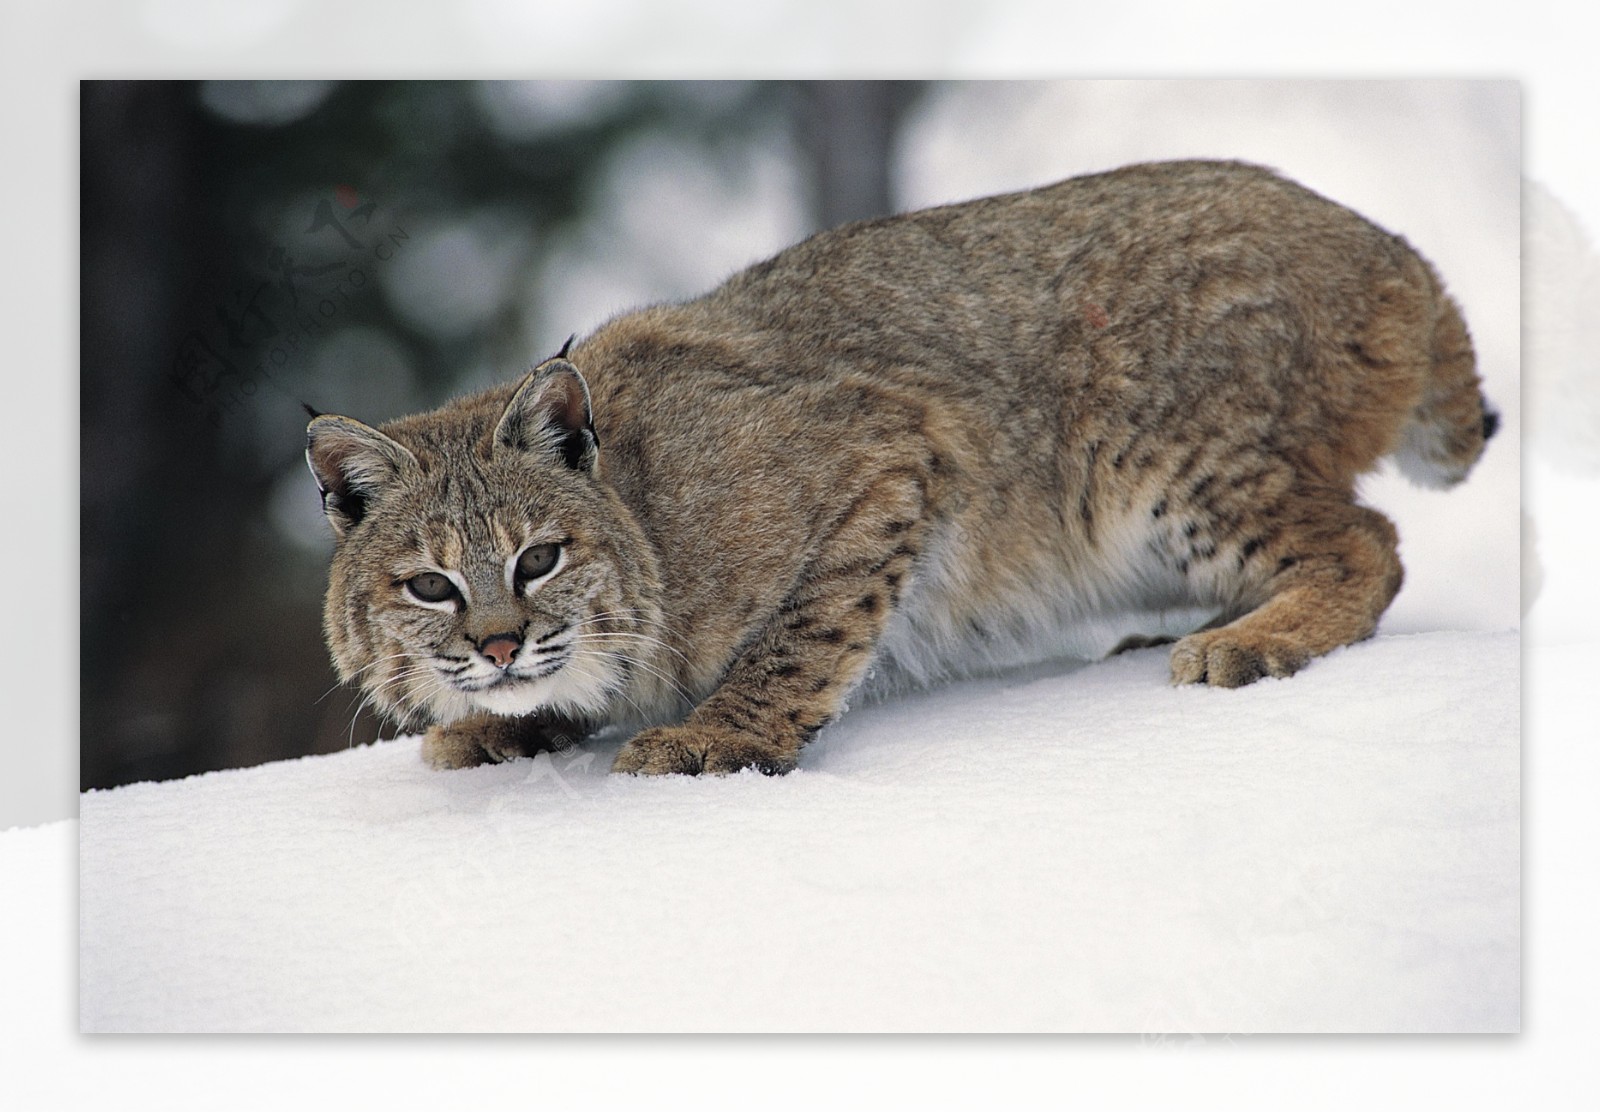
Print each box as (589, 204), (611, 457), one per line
(862, 510), (1223, 698)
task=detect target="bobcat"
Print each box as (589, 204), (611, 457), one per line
(307, 159), (1496, 776)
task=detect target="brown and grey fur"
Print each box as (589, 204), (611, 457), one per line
(307, 160), (1496, 777)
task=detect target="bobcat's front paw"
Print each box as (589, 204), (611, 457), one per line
(422, 724), (494, 770)
(611, 724), (796, 776)
(1169, 630), (1311, 688)
(421, 714), (577, 770)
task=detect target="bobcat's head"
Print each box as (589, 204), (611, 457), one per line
(307, 356), (666, 732)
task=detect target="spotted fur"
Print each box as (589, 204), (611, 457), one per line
(310, 160), (1495, 776)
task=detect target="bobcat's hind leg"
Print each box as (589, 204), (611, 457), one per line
(1169, 497), (1403, 688)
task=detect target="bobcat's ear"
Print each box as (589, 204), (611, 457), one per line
(305, 415), (419, 536)
(493, 358), (599, 473)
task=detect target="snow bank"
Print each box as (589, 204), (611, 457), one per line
(79, 629), (1518, 1033)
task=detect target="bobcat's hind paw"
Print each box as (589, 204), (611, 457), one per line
(611, 724), (796, 777)
(1169, 630), (1311, 688)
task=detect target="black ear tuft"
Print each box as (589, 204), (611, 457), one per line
(302, 401), (323, 419)
(555, 334), (576, 360)
(493, 361), (598, 473)
(1482, 409), (1501, 441)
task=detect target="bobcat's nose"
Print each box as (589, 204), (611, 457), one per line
(478, 633), (522, 668)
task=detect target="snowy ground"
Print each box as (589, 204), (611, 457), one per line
(77, 629), (1517, 1033)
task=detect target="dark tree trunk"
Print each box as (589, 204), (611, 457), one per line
(794, 81), (926, 230)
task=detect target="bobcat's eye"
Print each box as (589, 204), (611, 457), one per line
(514, 542), (561, 588)
(406, 572), (459, 605)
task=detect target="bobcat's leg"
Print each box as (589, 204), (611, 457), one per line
(1170, 497), (1403, 688)
(422, 711), (587, 769)
(613, 472), (928, 775)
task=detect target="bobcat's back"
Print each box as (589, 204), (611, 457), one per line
(576, 160), (1492, 687)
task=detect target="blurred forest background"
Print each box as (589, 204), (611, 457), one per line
(81, 80), (932, 790)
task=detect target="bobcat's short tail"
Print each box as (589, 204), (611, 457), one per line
(1392, 289), (1499, 489)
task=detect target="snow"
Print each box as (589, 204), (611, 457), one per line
(78, 629), (1517, 1032)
